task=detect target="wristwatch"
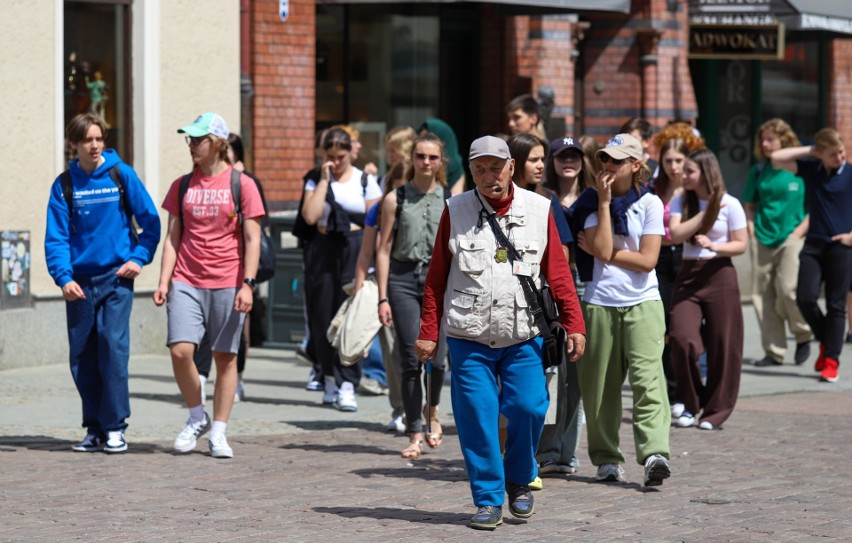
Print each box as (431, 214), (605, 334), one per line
(243, 277), (257, 288)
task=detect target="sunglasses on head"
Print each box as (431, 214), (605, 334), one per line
(599, 154), (629, 165)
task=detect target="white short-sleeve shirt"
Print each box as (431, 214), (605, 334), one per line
(583, 193), (665, 306)
(304, 167), (381, 227)
(669, 192), (747, 259)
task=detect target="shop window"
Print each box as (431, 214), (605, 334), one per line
(762, 41), (820, 139)
(316, 5), (440, 172)
(64, 0), (131, 162)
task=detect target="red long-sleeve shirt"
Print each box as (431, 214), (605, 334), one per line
(418, 188), (585, 342)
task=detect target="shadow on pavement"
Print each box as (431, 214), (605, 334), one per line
(132, 373), (309, 391)
(281, 420), (397, 433)
(0, 436), (168, 454)
(313, 506), (470, 525)
(280, 441), (397, 456)
(741, 366), (816, 380)
(351, 459), (469, 483)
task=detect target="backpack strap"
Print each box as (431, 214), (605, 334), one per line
(230, 167), (243, 228)
(177, 173), (193, 229)
(392, 185), (406, 242)
(361, 171), (368, 198)
(60, 170), (76, 235)
(108, 165), (139, 242)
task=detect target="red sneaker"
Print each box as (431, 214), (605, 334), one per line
(814, 343), (826, 373)
(819, 357), (839, 383)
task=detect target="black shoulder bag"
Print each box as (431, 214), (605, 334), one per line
(478, 199), (567, 369)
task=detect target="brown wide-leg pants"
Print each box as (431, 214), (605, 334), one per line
(669, 258), (744, 428)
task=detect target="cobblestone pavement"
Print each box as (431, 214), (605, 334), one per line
(1, 306), (850, 542)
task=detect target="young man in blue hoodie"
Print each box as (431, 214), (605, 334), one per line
(45, 113), (161, 453)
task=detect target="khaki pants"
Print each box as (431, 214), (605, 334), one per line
(751, 236), (812, 362)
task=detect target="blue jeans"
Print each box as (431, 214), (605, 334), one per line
(448, 336), (547, 507)
(66, 268), (134, 434)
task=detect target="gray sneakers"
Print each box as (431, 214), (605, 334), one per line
(644, 454), (671, 486)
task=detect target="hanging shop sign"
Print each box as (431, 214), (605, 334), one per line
(688, 23), (785, 60)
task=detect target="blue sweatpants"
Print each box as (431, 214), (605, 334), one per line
(448, 336), (547, 507)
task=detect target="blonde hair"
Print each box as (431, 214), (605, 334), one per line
(404, 133), (448, 187)
(814, 127), (844, 152)
(753, 118), (800, 161)
(385, 126), (417, 162)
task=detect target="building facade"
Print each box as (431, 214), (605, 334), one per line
(0, 0), (241, 369)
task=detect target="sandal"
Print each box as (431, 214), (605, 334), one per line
(423, 405), (443, 449)
(401, 439), (423, 459)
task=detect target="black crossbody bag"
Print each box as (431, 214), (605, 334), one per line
(477, 198), (567, 369)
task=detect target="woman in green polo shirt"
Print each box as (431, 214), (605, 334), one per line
(742, 118), (812, 367)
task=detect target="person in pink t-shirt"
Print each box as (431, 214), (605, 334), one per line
(153, 112), (265, 459)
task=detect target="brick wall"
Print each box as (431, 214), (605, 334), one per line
(250, 0), (315, 205)
(827, 38), (852, 143)
(577, 0), (697, 142)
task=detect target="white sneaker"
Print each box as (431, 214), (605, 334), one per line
(174, 413), (211, 453)
(671, 402), (685, 418)
(71, 432), (103, 452)
(103, 431), (128, 454)
(208, 433), (234, 458)
(234, 378), (245, 403)
(698, 420), (714, 430)
(595, 464), (626, 482)
(335, 382), (358, 412)
(387, 410), (405, 432)
(322, 376), (338, 405)
(674, 412), (696, 428)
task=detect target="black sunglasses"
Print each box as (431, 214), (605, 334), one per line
(599, 154), (629, 166)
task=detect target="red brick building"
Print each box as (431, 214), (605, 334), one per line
(242, 0), (852, 205)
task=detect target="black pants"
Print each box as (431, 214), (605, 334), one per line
(656, 244), (683, 400)
(303, 230), (363, 385)
(797, 240), (852, 361)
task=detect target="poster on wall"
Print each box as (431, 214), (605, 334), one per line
(1, 231), (31, 310)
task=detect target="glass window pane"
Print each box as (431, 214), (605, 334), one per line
(762, 40), (820, 139)
(64, 1), (130, 162)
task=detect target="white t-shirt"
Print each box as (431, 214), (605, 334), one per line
(583, 193), (665, 307)
(669, 192), (747, 259)
(304, 167), (381, 227)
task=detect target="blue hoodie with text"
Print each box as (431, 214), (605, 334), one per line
(45, 149), (161, 287)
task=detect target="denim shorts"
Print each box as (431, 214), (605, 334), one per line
(166, 280), (245, 354)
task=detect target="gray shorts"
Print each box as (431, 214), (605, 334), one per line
(166, 280), (245, 354)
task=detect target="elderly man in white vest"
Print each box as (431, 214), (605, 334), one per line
(416, 136), (586, 530)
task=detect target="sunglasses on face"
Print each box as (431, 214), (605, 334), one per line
(185, 135), (207, 146)
(415, 152), (441, 162)
(555, 152), (582, 162)
(599, 154), (629, 166)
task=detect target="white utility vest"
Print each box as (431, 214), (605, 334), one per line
(444, 186), (552, 348)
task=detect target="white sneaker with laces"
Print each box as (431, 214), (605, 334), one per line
(671, 402), (685, 418)
(209, 433), (234, 458)
(104, 431), (128, 454)
(595, 463), (626, 482)
(335, 382), (358, 412)
(387, 410), (405, 432)
(174, 413), (211, 453)
(674, 412), (696, 428)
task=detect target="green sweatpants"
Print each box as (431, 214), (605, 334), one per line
(577, 299), (671, 466)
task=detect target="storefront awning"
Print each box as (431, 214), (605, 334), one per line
(782, 0), (852, 35)
(316, 0), (630, 14)
(689, 0), (852, 36)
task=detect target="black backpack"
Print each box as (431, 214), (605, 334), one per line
(60, 165), (138, 242)
(178, 168), (275, 283)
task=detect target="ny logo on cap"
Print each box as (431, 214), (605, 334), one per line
(563, 137), (574, 146)
(607, 135), (623, 147)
